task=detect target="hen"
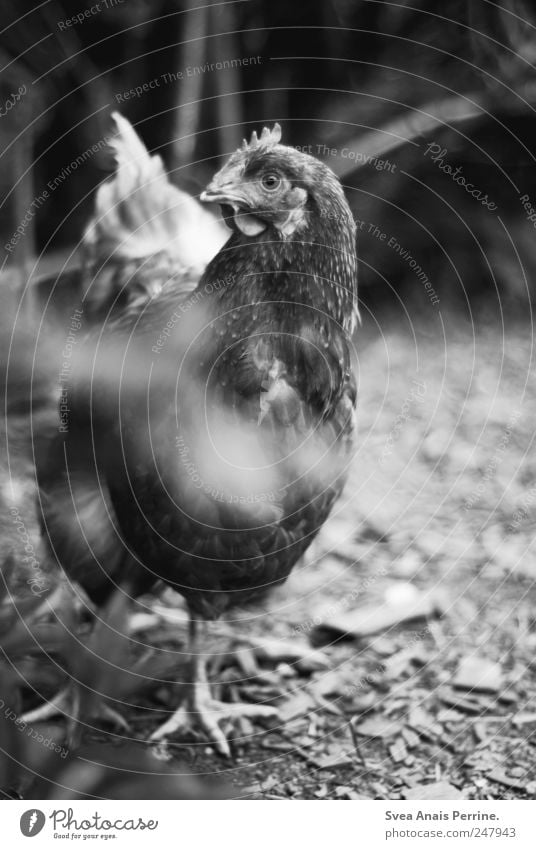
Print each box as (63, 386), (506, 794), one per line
(34, 119), (359, 756)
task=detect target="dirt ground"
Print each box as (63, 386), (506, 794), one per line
(3, 304), (536, 800)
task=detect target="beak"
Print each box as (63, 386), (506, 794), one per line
(200, 182), (250, 209)
(200, 189), (224, 204)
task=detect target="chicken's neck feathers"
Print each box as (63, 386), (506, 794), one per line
(200, 206), (358, 334)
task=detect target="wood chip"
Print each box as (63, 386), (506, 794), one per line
(402, 781), (466, 800)
(498, 687), (519, 706)
(335, 786), (366, 799)
(439, 687), (487, 714)
(314, 783), (329, 798)
(487, 768), (526, 791)
(261, 739), (293, 752)
(314, 587), (445, 639)
(408, 706), (433, 728)
(453, 656), (503, 693)
(260, 776), (279, 792)
(354, 716), (403, 739)
(401, 726), (421, 749)
(367, 636), (398, 656)
(407, 706), (443, 738)
(473, 722), (488, 743)
(278, 692), (316, 722)
(513, 712), (536, 727)
(438, 708), (465, 722)
(312, 693), (344, 716)
(389, 737), (408, 763)
(509, 766), (525, 778)
(252, 638), (329, 670)
(311, 750), (354, 769)
(383, 646), (428, 679)
(309, 670), (346, 698)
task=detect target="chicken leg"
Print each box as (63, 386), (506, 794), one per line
(149, 617), (278, 757)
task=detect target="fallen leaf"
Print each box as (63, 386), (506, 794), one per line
(350, 693), (377, 713)
(312, 693), (344, 716)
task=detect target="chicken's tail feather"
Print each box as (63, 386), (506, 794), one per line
(83, 112), (228, 275)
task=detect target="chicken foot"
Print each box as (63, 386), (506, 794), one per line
(149, 619), (278, 757)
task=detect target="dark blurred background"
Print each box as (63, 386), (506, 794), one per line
(2, 0), (536, 315)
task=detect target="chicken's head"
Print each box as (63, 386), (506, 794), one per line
(200, 124), (347, 240)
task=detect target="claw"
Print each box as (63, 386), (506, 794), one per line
(22, 688), (73, 724)
(22, 686), (130, 733)
(149, 678), (278, 757)
(217, 635), (329, 679)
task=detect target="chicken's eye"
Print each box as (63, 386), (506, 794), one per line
(261, 172), (282, 192)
